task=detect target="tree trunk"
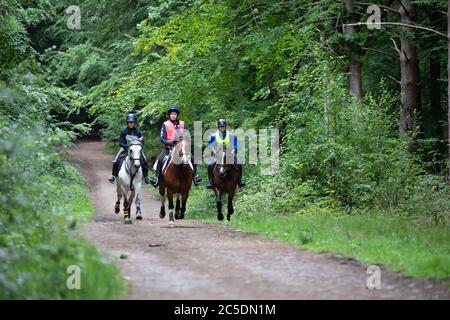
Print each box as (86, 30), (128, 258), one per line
(447, 0), (450, 180)
(344, 0), (363, 100)
(429, 57), (446, 145)
(399, 0), (420, 133)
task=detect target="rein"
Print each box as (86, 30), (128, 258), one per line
(125, 156), (139, 191)
(125, 143), (141, 192)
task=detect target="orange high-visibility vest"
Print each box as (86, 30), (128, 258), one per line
(163, 120), (185, 148)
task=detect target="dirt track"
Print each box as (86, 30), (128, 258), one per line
(67, 140), (450, 299)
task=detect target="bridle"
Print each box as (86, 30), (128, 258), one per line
(215, 149), (236, 178)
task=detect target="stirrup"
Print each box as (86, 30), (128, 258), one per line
(144, 177), (151, 185)
(108, 176), (116, 183)
(150, 177), (159, 188)
(206, 181), (212, 189)
(238, 180), (246, 188)
(193, 175), (202, 186)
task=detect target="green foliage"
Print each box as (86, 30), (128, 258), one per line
(73, 0), (450, 224)
(0, 1), (32, 69)
(47, 44), (111, 90)
(0, 127), (123, 299)
(2, 0), (449, 287)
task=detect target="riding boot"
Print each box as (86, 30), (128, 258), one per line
(109, 162), (118, 183)
(140, 157), (151, 184)
(150, 157), (162, 188)
(206, 164), (214, 189)
(237, 164), (245, 187)
(142, 165), (151, 185)
(192, 163), (202, 186)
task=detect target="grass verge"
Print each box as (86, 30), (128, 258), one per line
(187, 187), (450, 281)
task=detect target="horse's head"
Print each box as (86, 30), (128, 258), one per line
(126, 135), (143, 168)
(216, 150), (234, 178)
(172, 135), (191, 166)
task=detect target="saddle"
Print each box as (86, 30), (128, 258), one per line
(116, 151), (128, 172)
(153, 151), (194, 176)
(152, 154), (171, 175)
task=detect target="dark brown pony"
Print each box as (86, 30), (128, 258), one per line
(158, 136), (193, 227)
(211, 149), (239, 221)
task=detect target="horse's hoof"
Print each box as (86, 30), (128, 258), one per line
(159, 212), (165, 219)
(218, 214), (224, 221)
(175, 213), (181, 220)
(136, 214), (142, 220)
(227, 215), (231, 221)
(168, 221), (175, 228)
(124, 218), (132, 225)
(115, 208), (120, 214)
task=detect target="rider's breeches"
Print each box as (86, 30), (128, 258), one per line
(141, 153), (149, 178)
(155, 148), (171, 177)
(112, 147), (125, 176)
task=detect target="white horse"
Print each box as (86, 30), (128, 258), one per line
(114, 135), (143, 224)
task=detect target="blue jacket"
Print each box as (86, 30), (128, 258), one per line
(119, 127), (143, 150)
(207, 130), (239, 151)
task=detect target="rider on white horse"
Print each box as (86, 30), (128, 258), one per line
(108, 113), (151, 185)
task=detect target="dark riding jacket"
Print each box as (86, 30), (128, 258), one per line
(119, 127), (143, 150)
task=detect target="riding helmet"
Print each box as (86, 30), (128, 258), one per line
(166, 105), (180, 116)
(217, 119), (227, 127)
(126, 113), (137, 122)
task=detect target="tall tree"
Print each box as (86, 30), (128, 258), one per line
(343, 0), (363, 99)
(399, 0), (420, 133)
(447, 0), (450, 180)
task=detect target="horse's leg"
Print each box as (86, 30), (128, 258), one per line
(115, 188), (121, 214)
(216, 190), (223, 221)
(175, 194), (181, 219)
(227, 190), (235, 221)
(180, 192), (189, 219)
(124, 190), (134, 224)
(167, 190), (175, 227)
(159, 187), (166, 219)
(123, 197), (129, 221)
(135, 191), (142, 220)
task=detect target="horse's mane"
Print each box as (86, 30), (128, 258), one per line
(126, 135), (142, 146)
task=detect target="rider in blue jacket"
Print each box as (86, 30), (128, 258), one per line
(108, 113), (151, 184)
(206, 119), (245, 189)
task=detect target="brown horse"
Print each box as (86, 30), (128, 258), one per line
(158, 135), (193, 227)
(211, 149), (239, 221)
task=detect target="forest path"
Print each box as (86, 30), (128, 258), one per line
(67, 140), (450, 299)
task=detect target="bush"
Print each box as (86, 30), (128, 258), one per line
(0, 126), (123, 299)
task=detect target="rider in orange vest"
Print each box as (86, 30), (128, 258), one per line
(149, 105), (202, 187)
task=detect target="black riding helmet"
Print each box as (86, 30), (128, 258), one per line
(166, 105), (180, 116)
(126, 113), (137, 122)
(217, 119), (227, 127)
